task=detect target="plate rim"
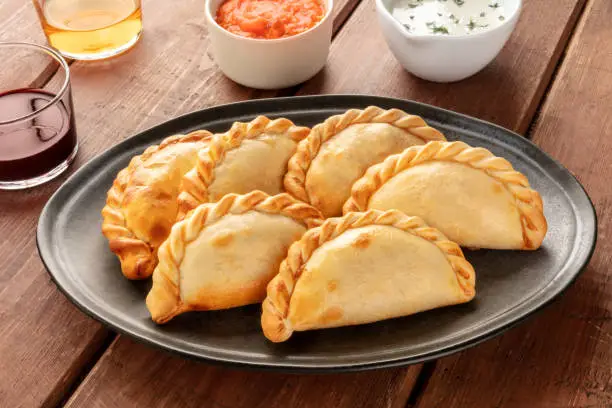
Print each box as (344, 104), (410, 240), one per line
(36, 94), (598, 372)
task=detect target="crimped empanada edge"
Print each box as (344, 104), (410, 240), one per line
(101, 130), (213, 280)
(146, 191), (323, 323)
(176, 116), (310, 220)
(261, 209), (476, 343)
(283, 106), (447, 209)
(343, 140), (548, 250)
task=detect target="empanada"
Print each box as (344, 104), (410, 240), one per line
(146, 191), (322, 324)
(261, 210), (476, 342)
(284, 106), (446, 217)
(101, 130), (212, 280)
(344, 141), (547, 250)
(177, 116), (309, 218)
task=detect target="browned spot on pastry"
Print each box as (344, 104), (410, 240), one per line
(352, 233), (372, 249)
(327, 280), (337, 292)
(134, 257), (154, 279)
(261, 135), (278, 146)
(190, 279), (266, 310)
(241, 226), (254, 237)
(492, 183), (504, 194)
(294, 264), (307, 280)
(121, 188), (139, 207)
(150, 224), (170, 246)
(292, 230), (305, 242)
(152, 189), (174, 201)
(276, 280), (288, 296)
(445, 245), (463, 257)
(211, 231), (235, 247)
(320, 306), (344, 324)
(520, 215), (534, 249)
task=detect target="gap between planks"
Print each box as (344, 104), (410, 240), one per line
(405, 1), (591, 407)
(524, 0), (590, 139)
(46, 331), (115, 408)
(49, 0), (590, 406)
(403, 3), (591, 407)
(50, 1), (364, 406)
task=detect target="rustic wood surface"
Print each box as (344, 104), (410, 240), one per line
(1, 0), (608, 407)
(0, 0), (47, 43)
(0, 0), (360, 407)
(0, 4), (108, 408)
(0, 4), (101, 407)
(416, 0), (612, 406)
(60, 0), (589, 407)
(66, 338), (422, 408)
(299, 0), (586, 134)
(0, 0), (55, 88)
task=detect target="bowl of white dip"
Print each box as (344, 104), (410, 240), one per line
(376, 0), (521, 82)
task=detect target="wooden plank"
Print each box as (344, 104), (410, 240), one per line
(0, 1), (47, 44)
(0, 0), (362, 407)
(0, 1), (56, 87)
(415, 0), (612, 406)
(66, 337), (421, 408)
(281, 0), (587, 406)
(45, 0), (360, 165)
(299, 0), (586, 134)
(59, 1), (577, 407)
(0, 3), (108, 408)
(60, 1), (586, 408)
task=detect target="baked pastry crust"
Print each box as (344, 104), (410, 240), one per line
(101, 130), (212, 280)
(344, 141), (547, 250)
(146, 191), (322, 324)
(177, 116), (309, 219)
(284, 106), (446, 217)
(261, 209), (476, 342)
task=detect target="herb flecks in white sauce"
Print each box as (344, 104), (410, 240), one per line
(391, 0), (508, 35)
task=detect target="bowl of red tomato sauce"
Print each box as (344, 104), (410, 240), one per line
(205, 0), (333, 89)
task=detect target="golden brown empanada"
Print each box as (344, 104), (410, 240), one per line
(146, 191), (322, 324)
(101, 130), (212, 280)
(261, 210), (476, 342)
(284, 106), (446, 217)
(177, 116), (309, 219)
(344, 141), (547, 250)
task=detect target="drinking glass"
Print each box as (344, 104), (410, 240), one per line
(32, 0), (143, 60)
(0, 42), (77, 190)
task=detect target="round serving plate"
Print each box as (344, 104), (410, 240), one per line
(37, 95), (597, 372)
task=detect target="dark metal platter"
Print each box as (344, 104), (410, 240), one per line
(37, 95), (597, 372)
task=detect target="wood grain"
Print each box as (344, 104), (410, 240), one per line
(44, 0), (360, 167)
(59, 0), (589, 407)
(0, 1), (56, 88)
(0, 3), (110, 408)
(66, 338), (421, 408)
(415, 0), (612, 406)
(0, 1), (47, 43)
(0, 0), (362, 407)
(299, 0), (586, 134)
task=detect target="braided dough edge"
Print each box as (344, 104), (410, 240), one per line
(283, 106), (446, 205)
(343, 141), (547, 250)
(101, 130), (212, 280)
(177, 116), (310, 219)
(146, 191), (323, 324)
(261, 209), (476, 342)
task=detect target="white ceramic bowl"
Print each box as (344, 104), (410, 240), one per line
(205, 0), (333, 89)
(375, 0), (521, 83)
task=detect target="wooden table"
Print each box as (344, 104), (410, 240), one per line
(1, 0), (610, 406)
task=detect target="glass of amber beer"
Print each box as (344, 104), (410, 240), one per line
(32, 0), (143, 60)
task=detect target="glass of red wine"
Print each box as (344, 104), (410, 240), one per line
(0, 42), (77, 190)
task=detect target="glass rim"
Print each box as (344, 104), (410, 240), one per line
(0, 41), (71, 126)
